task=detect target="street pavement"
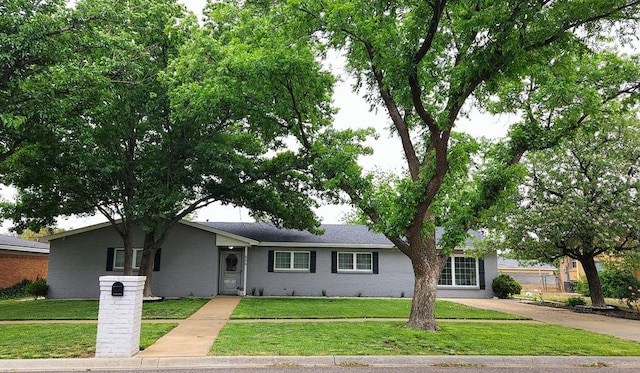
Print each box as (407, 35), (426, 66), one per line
(2, 355), (640, 372)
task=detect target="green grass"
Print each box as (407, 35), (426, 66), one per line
(142, 298), (210, 319)
(0, 298), (209, 320)
(231, 298), (526, 320)
(211, 322), (640, 356)
(0, 323), (176, 359)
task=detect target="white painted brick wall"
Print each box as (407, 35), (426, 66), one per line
(95, 276), (146, 358)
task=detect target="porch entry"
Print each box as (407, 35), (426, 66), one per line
(219, 250), (243, 295)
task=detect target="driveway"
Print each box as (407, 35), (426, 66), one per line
(446, 298), (640, 342)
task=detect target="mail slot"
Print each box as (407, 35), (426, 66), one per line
(111, 281), (124, 296)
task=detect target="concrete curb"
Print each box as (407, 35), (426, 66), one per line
(1, 356), (640, 371)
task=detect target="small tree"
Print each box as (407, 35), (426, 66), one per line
(486, 119), (640, 307)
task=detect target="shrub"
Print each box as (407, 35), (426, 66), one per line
(26, 277), (48, 299)
(623, 286), (640, 312)
(599, 269), (639, 299)
(574, 278), (590, 296)
(567, 297), (587, 307)
(492, 274), (522, 299)
(0, 279), (32, 299)
(574, 269), (640, 300)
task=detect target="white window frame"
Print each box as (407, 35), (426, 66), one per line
(437, 255), (479, 288)
(337, 252), (373, 272)
(274, 251), (310, 271)
(113, 248), (143, 270)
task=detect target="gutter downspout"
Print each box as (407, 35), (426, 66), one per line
(242, 246), (248, 296)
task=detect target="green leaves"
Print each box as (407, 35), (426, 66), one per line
(487, 116), (640, 264)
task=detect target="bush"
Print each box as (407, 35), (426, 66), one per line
(567, 296), (587, 307)
(574, 277), (590, 296)
(599, 269), (639, 299)
(623, 286), (640, 312)
(492, 274), (522, 299)
(26, 277), (48, 299)
(573, 269), (640, 300)
(0, 279), (32, 299)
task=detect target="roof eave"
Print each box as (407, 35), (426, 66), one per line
(256, 242), (396, 249)
(44, 221), (116, 242)
(0, 245), (49, 254)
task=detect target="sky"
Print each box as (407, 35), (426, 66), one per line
(0, 0), (513, 233)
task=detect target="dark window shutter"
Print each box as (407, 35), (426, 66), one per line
(478, 259), (485, 290)
(106, 247), (115, 271)
(153, 248), (162, 272)
(310, 251), (316, 273)
(372, 252), (379, 274)
(331, 251), (337, 273)
(268, 250), (274, 272)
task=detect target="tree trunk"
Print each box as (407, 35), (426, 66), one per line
(406, 234), (448, 331)
(138, 232), (160, 298)
(122, 230), (134, 276)
(580, 256), (606, 307)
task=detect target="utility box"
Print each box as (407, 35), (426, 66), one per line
(96, 276), (146, 358)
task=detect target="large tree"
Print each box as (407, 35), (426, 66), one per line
(2, 0), (337, 296)
(485, 118), (640, 307)
(262, 0), (640, 330)
(2, 0), (194, 278)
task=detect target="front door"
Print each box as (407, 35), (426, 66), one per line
(220, 250), (242, 295)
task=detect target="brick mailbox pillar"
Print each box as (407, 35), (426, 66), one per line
(96, 276), (146, 358)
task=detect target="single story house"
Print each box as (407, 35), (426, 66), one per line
(0, 234), (49, 288)
(45, 221), (498, 299)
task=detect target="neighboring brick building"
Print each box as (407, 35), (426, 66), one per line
(0, 234), (49, 288)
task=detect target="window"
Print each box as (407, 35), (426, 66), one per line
(274, 251), (310, 270)
(337, 252), (372, 272)
(106, 247), (161, 272)
(438, 256), (478, 287)
(331, 251), (379, 274)
(114, 248), (143, 270)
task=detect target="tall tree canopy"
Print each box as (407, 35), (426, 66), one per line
(260, 0), (640, 329)
(485, 118), (640, 307)
(0, 0), (84, 163)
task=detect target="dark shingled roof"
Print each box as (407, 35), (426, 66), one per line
(197, 222), (481, 246)
(199, 222), (392, 245)
(0, 234), (49, 253)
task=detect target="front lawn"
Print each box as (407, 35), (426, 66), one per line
(231, 298), (526, 320)
(0, 323), (176, 359)
(211, 321), (640, 356)
(0, 298), (209, 320)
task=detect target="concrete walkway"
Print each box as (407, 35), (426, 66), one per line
(446, 298), (640, 342)
(136, 296), (241, 357)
